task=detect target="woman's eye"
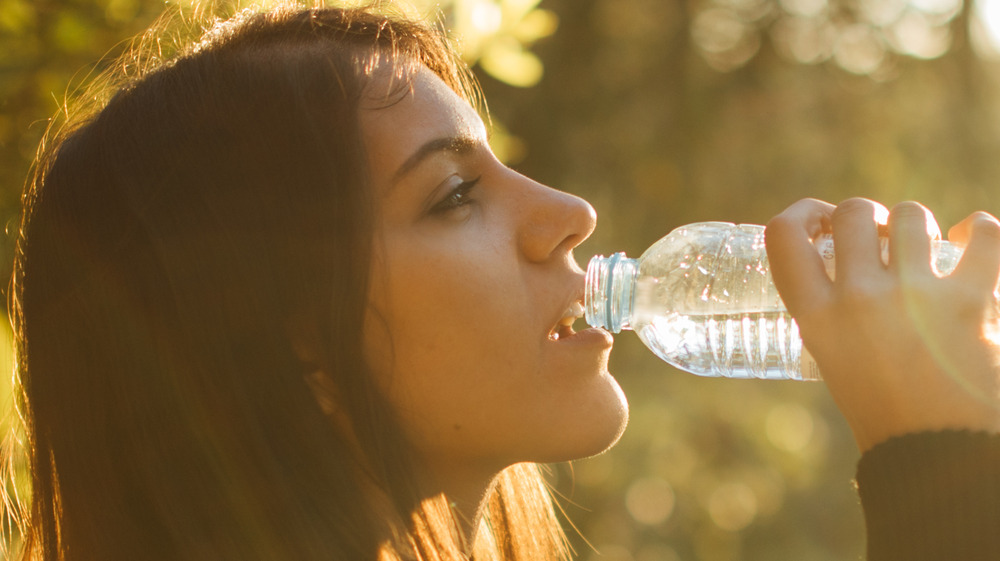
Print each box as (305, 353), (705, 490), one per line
(431, 176), (481, 214)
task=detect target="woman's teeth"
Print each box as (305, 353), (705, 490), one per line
(551, 301), (585, 340)
(560, 301), (584, 326)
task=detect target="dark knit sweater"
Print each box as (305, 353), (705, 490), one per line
(856, 431), (1000, 560)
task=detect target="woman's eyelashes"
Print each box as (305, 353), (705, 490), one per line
(430, 176), (482, 215)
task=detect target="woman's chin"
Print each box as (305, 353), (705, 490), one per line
(537, 385), (630, 464)
(581, 388), (630, 458)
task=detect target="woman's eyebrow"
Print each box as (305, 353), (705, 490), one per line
(392, 135), (481, 184)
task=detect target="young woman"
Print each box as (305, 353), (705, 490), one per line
(8, 2), (1000, 560)
(11, 5), (623, 560)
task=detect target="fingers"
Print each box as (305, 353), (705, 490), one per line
(830, 198), (889, 281)
(951, 212), (1000, 294)
(765, 199), (835, 315)
(768, 199), (998, 308)
(949, 211), (997, 246)
(887, 201), (939, 278)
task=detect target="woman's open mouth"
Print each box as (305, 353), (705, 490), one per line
(549, 301), (585, 341)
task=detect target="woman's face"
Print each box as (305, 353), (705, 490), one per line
(360, 67), (628, 487)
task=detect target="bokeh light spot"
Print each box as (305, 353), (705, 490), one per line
(887, 11), (952, 59)
(470, 0), (503, 34)
(625, 477), (676, 526)
(861, 0), (909, 26)
(772, 16), (836, 64)
(479, 36), (544, 87)
(707, 482), (758, 532)
(766, 403), (815, 452)
(778, 0), (827, 18)
(693, 8), (749, 54)
(692, 7), (761, 71)
(833, 23), (886, 74)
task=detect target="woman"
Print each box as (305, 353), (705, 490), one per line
(7, 2), (1000, 560)
(11, 4), (623, 560)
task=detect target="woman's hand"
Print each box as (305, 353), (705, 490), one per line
(765, 198), (1000, 452)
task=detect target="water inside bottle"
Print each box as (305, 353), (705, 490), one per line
(628, 273), (808, 379)
(634, 310), (807, 380)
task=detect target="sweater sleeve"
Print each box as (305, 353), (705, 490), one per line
(855, 430), (1000, 561)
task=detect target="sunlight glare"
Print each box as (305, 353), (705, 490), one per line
(973, 0), (1000, 57)
(470, 0), (503, 34)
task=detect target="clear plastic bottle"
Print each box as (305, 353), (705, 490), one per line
(584, 222), (965, 381)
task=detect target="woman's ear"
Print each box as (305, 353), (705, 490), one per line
(286, 313), (366, 459)
(304, 370), (340, 416)
(286, 313), (339, 415)
(287, 312), (325, 368)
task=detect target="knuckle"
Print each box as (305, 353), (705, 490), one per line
(793, 197), (831, 211)
(971, 210), (1000, 222)
(890, 200), (929, 221)
(836, 279), (889, 311)
(924, 285), (983, 325)
(786, 300), (832, 332)
(971, 214), (1000, 242)
(900, 277), (938, 302)
(764, 214), (795, 238)
(833, 198), (877, 221)
(796, 300), (832, 323)
(952, 284), (987, 310)
(766, 199), (829, 231)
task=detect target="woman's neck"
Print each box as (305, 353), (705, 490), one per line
(414, 461), (502, 555)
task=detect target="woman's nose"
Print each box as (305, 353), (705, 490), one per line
(516, 179), (597, 264)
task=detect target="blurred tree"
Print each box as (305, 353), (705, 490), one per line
(474, 1), (1000, 560)
(690, 0), (966, 76)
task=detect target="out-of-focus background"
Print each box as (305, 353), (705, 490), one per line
(3, 0), (1000, 559)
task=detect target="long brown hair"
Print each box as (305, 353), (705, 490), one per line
(8, 3), (569, 560)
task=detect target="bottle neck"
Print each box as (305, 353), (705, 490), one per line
(585, 252), (639, 333)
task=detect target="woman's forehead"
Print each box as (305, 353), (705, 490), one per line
(360, 67), (486, 187)
(361, 64), (474, 117)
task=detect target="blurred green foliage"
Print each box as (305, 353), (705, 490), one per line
(4, 0), (1000, 560)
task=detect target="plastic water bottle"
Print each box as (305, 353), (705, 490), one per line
(584, 222), (965, 381)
